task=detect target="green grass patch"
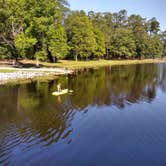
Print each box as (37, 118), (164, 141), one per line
(0, 69), (16, 73)
(50, 59), (166, 69)
(1, 59), (166, 71)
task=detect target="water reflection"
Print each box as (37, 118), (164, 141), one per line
(0, 63), (166, 165)
(69, 63), (165, 108)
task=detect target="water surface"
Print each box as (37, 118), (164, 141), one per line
(1, 63), (166, 166)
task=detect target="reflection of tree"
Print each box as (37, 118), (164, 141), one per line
(159, 63), (166, 91)
(0, 82), (75, 165)
(19, 82), (75, 147)
(69, 63), (163, 108)
(0, 63), (166, 165)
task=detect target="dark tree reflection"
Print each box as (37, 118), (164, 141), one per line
(0, 63), (166, 165)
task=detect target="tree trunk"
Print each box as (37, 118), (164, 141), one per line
(106, 47), (108, 59)
(53, 57), (58, 63)
(75, 55), (78, 61)
(47, 48), (54, 62)
(11, 47), (19, 65)
(36, 58), (39, 67)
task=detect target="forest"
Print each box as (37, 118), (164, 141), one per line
(0, 0), (166, 63)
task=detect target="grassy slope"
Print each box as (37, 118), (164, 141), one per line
(0, 59), (166, 72)
(0, 69), (16, 73)
(21, 59), (166, 69)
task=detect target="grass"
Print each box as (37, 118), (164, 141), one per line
(1, 59), (166, 70)
(0, 69), (16, 73)
(58, 59), (166, 69)
(19, 59), (166, 70)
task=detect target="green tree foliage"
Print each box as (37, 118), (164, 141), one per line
(112, 10), (128, 28)
(65, 11), (96, 60)
(0, 46), (11, 59)
(110, 28), (136, 59)
(128, 15), (150, 59)
(0, 0), (25, 60)
(148, 17), (160, 35)
(88, 11), (113, 57)
(0, 1), (165, 62)
(47, 25), (68, 61)
(93, 28), (106, 58)
(147, 35), (162, 58)
(15, 33), (37, 58)
(23, 0), (68, 62)
(160, 31), (166, 58)
(0, 0), (68, 63)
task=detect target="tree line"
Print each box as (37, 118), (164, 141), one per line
(0, 0), (166, 63)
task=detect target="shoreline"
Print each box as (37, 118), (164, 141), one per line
(0, 68), (73, 85)
(54, 59), (166, 69)
(0, 59), (166, 85)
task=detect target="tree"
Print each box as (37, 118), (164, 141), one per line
(88, 11), (113, 58)
(34, 49), (47, 67)
(0, 2), (165, 62)
(0, 0), (26, 61)
(93, 28), (106, 58)
(160, 31), (166, 58)
(47, 25), (68, 62)
(146, 35), (162, 58)
(0, 46), (11, 59)
(109, 28), (136, 59)
(0, 0), (69, 63)
(128, 15), (150, 59)
(65, 11), (96, 61)
(112, 10), (128, 29)
(24, 0), (68, 62)
(15, 32), (37, 58)
(148, 17), (160, 35)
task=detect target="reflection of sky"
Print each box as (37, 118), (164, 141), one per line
(154, 88), (166, 106)
(68, 0), (166, 30)
(1, 64), (166, 165)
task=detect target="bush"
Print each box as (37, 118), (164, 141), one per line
(0, 46), (11, 59)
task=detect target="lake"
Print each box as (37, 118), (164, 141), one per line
(1, 63), (166, 166)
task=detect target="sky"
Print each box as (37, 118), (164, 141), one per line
(68, 0), (165, 30)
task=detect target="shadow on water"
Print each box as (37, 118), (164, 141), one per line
(0, 63), (166, 165)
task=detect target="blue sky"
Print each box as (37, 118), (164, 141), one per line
(68, 0), (165, 30)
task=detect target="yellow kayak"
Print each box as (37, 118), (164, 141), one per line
(52, 89), (73, 96)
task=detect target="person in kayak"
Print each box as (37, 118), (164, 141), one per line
(57, 83), (62, 92)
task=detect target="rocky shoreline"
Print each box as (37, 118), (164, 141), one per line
(0, 67), (73, 85)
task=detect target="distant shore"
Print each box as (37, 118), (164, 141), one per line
(51, 59), (166, 69)
(1, 59), (166, 69)
(0, 59), (166, 85)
